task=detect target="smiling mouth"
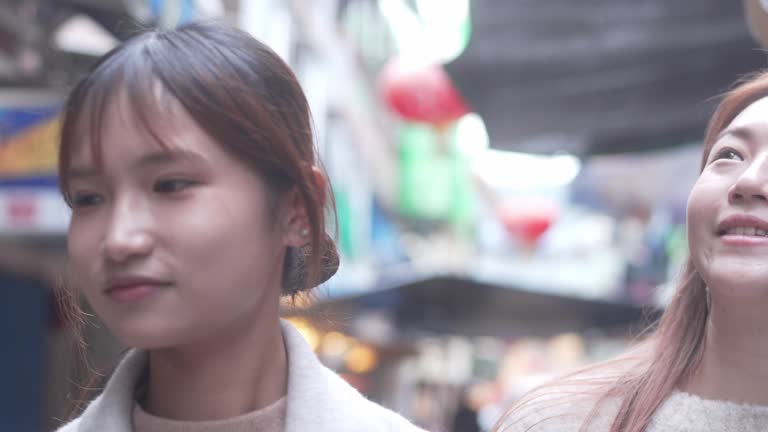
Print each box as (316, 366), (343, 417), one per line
(718, 227), (768, 237)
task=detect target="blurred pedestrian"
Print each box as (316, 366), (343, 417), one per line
(494, 71), (768, 431)
(451, 386), (480, 432)
(54, 21), (424, 432)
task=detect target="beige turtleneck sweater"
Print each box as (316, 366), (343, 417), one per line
(56, 321), (426, 432)
(132, 397), (287, 432)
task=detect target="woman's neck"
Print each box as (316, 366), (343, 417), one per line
(143, 310), (288, 421)
(685, 293), (768, 406)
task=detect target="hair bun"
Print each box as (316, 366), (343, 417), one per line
(281, 233), (340, 296)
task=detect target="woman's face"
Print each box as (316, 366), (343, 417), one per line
(66, 96), (297, 349)
(688, 96), (768, 298)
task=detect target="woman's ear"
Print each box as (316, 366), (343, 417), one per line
(281, 166), (327, 247)
(281, 188), (309, 247)
(311, 166), (328, 207)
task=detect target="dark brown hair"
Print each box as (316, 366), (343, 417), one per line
(58, 20), (337, 296)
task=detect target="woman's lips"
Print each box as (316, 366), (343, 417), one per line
(719, 234), (768, 246)
(106, 283), (163, 303)
(105, 277), (171, 303)
(715, 214), (768, 246)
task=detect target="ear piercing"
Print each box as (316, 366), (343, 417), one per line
(300, 227), (309, 237)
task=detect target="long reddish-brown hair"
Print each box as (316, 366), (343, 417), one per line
(496, 70), (768, 432)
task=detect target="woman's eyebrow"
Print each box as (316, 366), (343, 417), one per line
(716, 125), (755, 143)
(135, 149), (208, 168)
(67, 149), (207, 179)
(66, 167), (100, 180)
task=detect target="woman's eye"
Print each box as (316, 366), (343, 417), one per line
(153, 179), (197, 194)
(713, 148), (743, 162)
(71, 193), (104, 208)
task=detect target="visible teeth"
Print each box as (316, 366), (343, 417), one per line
(726, 227), (768, 236)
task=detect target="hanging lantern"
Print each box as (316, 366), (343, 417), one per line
(498, 198), (559, 246)
(379, 57), (470, 126)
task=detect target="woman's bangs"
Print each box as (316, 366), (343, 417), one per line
(60, 58), (176, 203)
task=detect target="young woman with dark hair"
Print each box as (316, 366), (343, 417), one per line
(496, 72), (768, 432)
(55, 21), (423, 432)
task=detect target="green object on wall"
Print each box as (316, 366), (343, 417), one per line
(334, 187), (356, 258)
(397, 123), (474, 223)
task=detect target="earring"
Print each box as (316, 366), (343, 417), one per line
(300, 227), (309, 238)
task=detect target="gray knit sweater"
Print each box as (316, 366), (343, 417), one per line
(499, 390), (768, 431)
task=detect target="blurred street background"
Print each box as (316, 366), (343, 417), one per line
(0, 1), (767, 431)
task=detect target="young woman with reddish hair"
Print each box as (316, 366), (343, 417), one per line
(55, 21), (423, 432)
(496, 72), (768, 431)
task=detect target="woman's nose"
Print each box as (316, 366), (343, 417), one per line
(729, 154), (768, 204)
(102, 198), (154, 263)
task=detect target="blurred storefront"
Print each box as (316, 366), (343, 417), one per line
(285, 1), (764, 430)
(0, 2), (234, 430)
(0, 0), (766, 431)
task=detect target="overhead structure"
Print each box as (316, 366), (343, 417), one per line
(292, 274), (654, 340)
(0, 0), (235, 86)
(445, 0), (766, 155)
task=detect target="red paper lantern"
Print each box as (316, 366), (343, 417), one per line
(498, 199), (559, 246)
(379, 57), (470, 126)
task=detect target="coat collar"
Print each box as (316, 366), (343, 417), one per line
(68, 320), (423, 432)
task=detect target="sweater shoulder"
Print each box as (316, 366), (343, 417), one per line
(53, 417), (81, 432)
(315, 366), (425, 431)
(647, 391), (768, 431)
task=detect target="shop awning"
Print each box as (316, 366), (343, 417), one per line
(295, 273), (656, 340)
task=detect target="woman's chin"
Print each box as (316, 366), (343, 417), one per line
(705, 268), (768, 300)
(106, 319), (187, 350)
